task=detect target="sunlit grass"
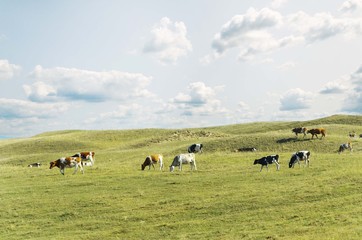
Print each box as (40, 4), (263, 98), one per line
(1, 115), (362, 239)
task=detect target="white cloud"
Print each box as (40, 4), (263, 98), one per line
(206, 7), (362, 63)
(277, 61), (296, 70)
(25, 65), (154, 103)
(0, 59), (21, 80)
(170, 82), (227, 116)
(143, 17), (192, 64)
(280, 88), (314, 111)
(319, 79), (350, 94)
(343, 65), (362, 112)
(339, 0), (362, 12)
(0, 98), (68, 119)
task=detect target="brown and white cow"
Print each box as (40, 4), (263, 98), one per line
(292, 127), (307, 138)
(307, 128), (326, 139)
(141, 154), (164, 171)
(49, 157), (83, 175)
(71, 151), (95, 166)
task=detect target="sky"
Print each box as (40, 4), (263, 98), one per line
(1, 0), (362, 138)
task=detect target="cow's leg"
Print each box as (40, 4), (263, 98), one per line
(274, 160), (280, 171)
(193, 160), (197, 170)
(79, 163), (84, 174)
(73, 164), (78, 174)
(60, 167), (65, 175)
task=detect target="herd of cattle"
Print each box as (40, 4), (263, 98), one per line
(27, 128), (355, 175)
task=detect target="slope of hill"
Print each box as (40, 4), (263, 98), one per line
(1, 114), (362, 239)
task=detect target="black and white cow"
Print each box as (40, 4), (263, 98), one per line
(338, 142), (352, 154)
(28, 162), (41, 168)
(253, 154), (280, 172)
(188, 144), (203, 153)
(289, 151), (310, 168)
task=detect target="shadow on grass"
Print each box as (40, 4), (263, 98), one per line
(276, 137), (311, 144)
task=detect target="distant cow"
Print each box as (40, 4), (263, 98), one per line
(170, 153), (196, 172)
(338, 142), (352, 154)
(292, 127), (307, 138)
(71, 151), (95, 166)
(188, 144), (203, 153)
(49, 157), (83, 175)
(141, 154), (164, 171)
(28, 162), (41, 168)
(253, 154), (280, 172)
(289, 151), (310, 168)
(238, 147), (257, 152)
(307, 128), (326, 139)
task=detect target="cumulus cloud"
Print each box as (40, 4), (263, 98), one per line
(0, 59), (21, 80)
(143, 17), (192, 64)
(0, 98), (68, 119)
(279, 88), (314, 111)
(339, 0), (362, 12)
(205, 7), (362, 63)
(170, 82), (227, 116)
(24, 65), (154, 103)
(319, 79), (350, 94)
(343, 65), (362, 112)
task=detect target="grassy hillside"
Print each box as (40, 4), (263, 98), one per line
(1, 114), (362, 239)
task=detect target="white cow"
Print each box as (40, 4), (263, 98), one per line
(169, 153), (197, 172)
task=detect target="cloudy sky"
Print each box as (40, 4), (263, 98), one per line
(1, 0), (362, 138)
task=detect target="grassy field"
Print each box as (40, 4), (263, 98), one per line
(1, 114), (362, 239)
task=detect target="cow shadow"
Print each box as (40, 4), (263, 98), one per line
(276, 137), (310, 143)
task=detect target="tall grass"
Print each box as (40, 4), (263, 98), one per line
(1, 114), (362, 239)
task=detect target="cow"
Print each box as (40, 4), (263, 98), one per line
(253, 154), (280, 172)
(49, 156), (83, 175)
(307, 128), (326, 139)
(188, 144), (203, 153)
(292, 127), (307, 138)
(141, 154), (164, 171)
(237, 147), (257, 152)
(170, 153), (196, 172)
(71, 151), (95, 166)
(28, 162), (41, 168)
(289, 151), (310, 168)
(338, 142), (352, 154)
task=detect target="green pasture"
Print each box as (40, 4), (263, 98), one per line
(1, 114), (362, 239)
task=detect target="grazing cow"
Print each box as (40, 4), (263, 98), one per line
(292, 127), (307, 138)
(338, 142), (353, 154)
(28, 162), (41, 168)
(238, 147), (257, 152)
(349, 131), (356, 138)
(289, 151), (310, 168)
(170, 153), (196, 172)
(188, 143), (203, 153)
(49, 157), (83, 175)
(71, 151), (95, 166)
(253, 154), (280, 172)
(307, 128), (326, 139)
(141, 154), (164, 171)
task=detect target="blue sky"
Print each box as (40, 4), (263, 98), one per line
(1, 0), (362, 138)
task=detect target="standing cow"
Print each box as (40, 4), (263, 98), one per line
(49, 156), (84, 175)
(188, 143), (203, 153)
(292, 127), (307, 138)
(289, 151), (310, 168)
(253, 154), (280, 172)
(71, 151), (95, 166)
(170, 153), (196, 172)
(307, 128), (326, 139)
(141, 154), (164, 171)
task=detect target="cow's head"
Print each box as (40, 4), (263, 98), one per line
(49, 160), (57, 169)
(253, 159), (259, 165)
(289, 155), (297, 168)
(141, 164), (146, 171)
